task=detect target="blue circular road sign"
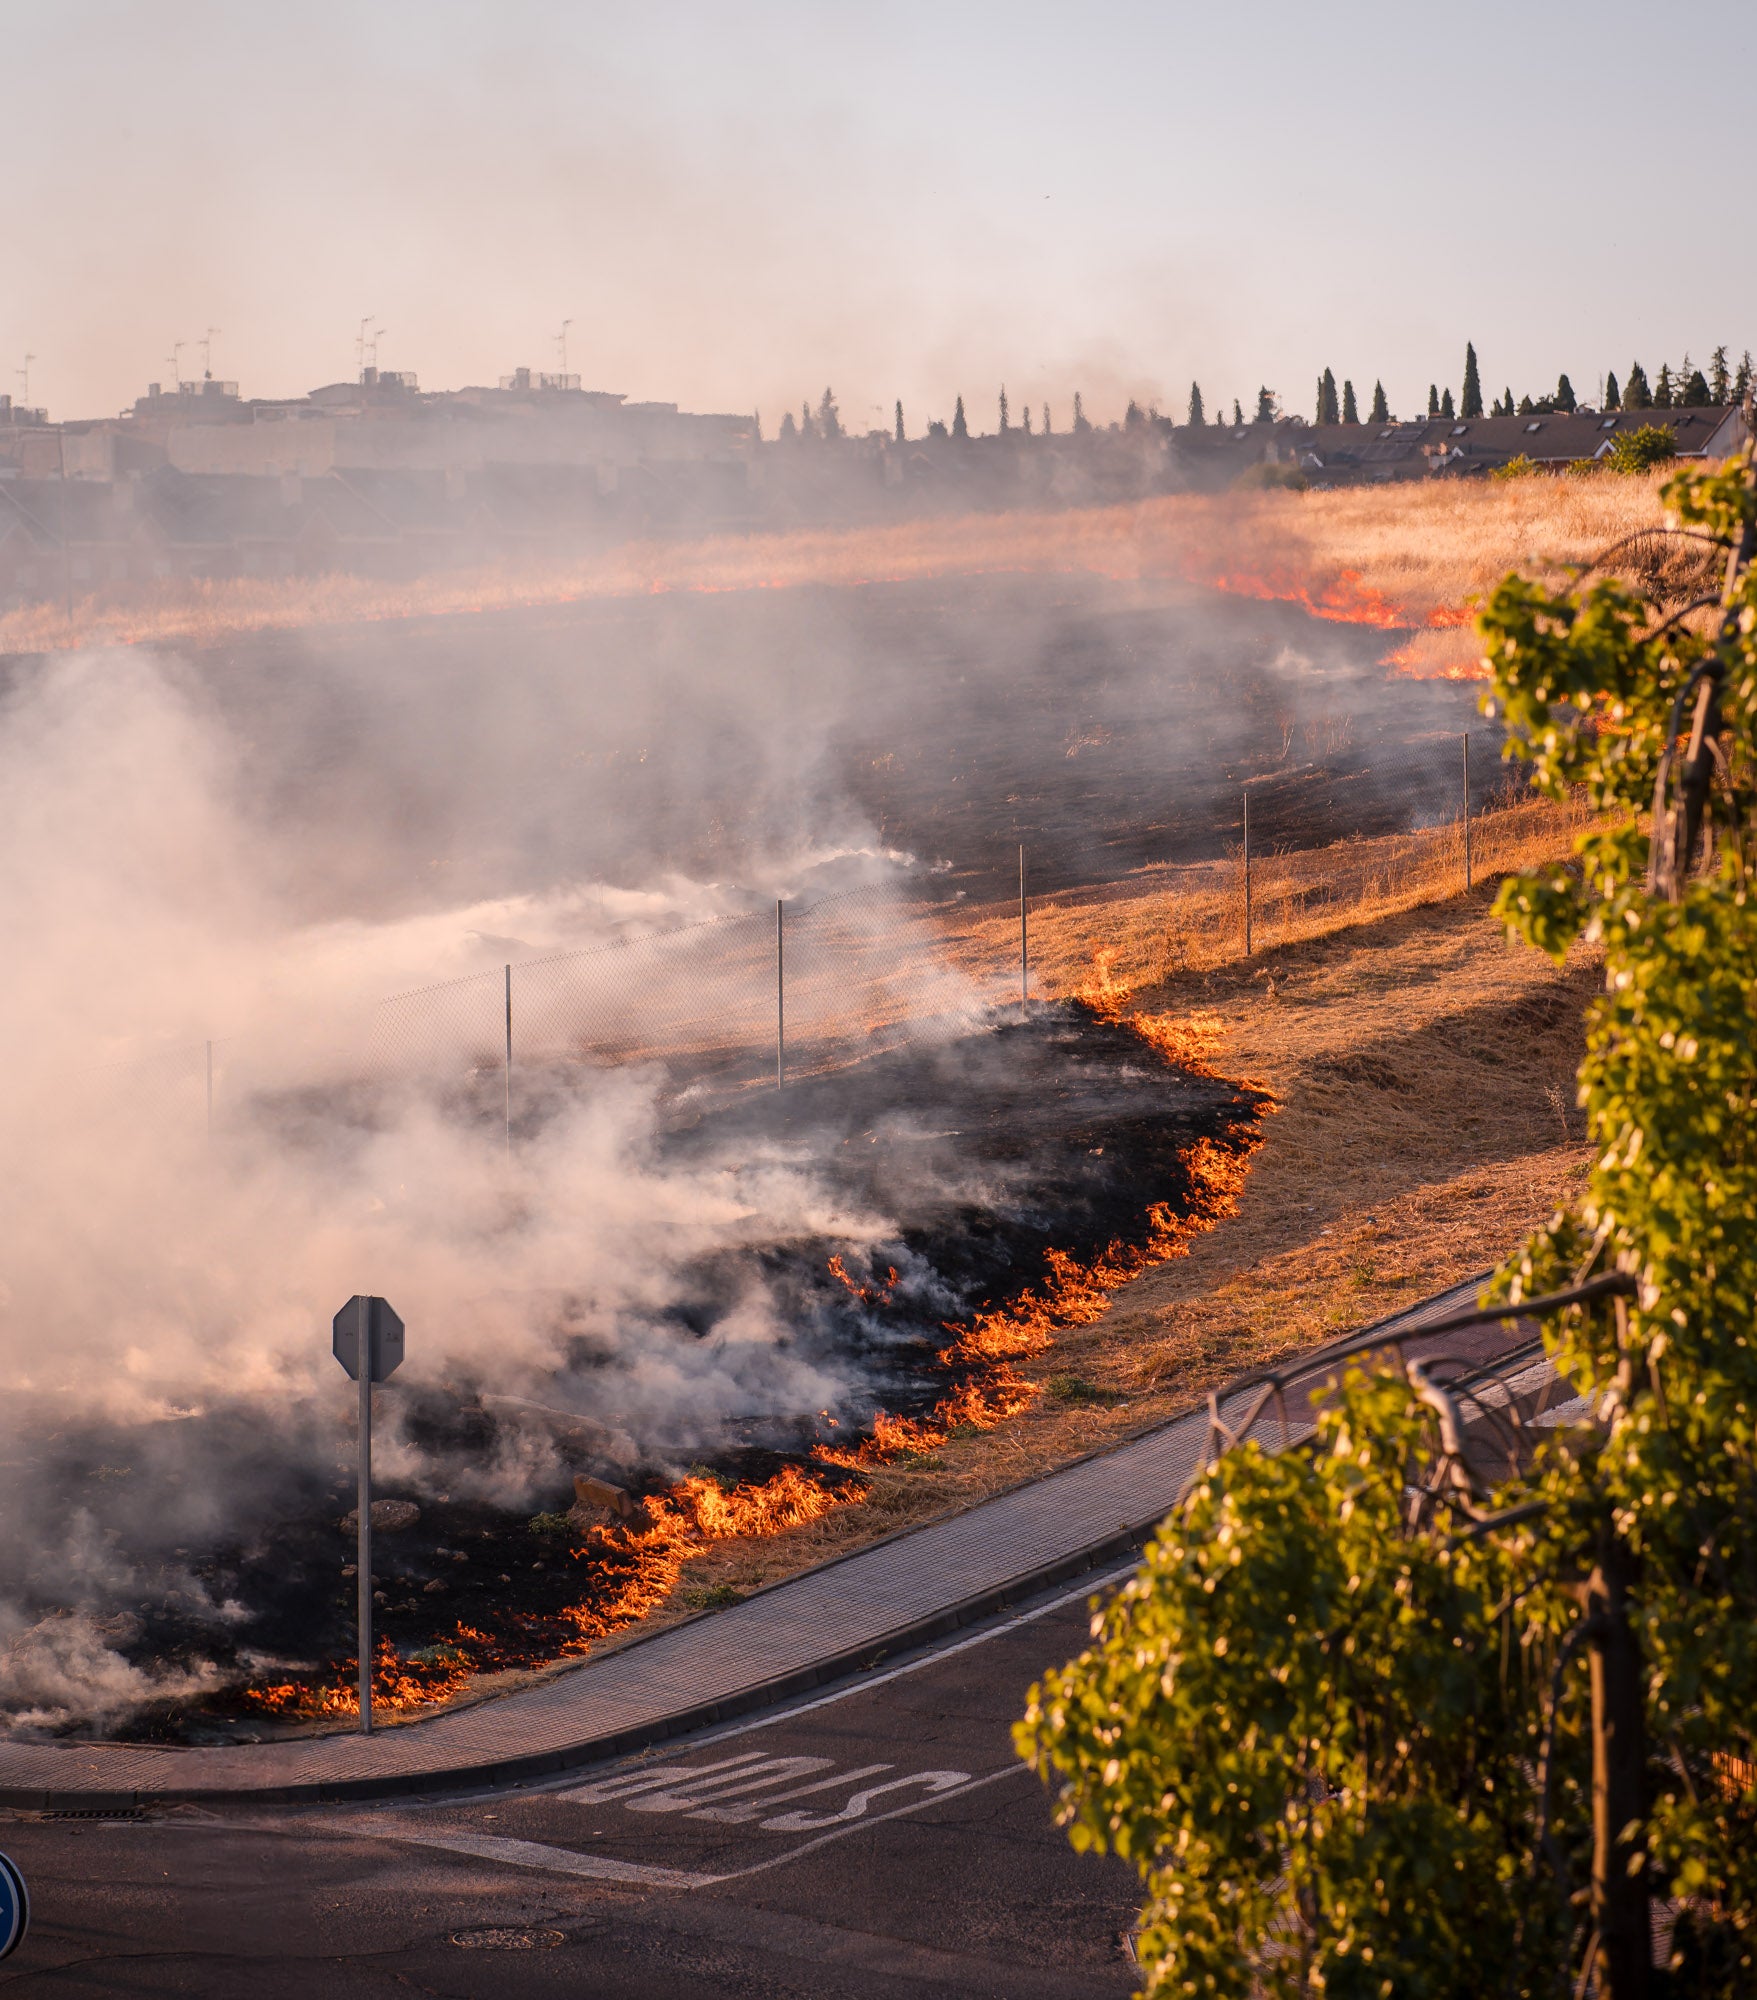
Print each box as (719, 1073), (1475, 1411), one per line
(0, 1848), (28, 1959)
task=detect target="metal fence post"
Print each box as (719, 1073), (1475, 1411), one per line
(1243, 787), (1253, 957)
(503, 964), (513, 1160)
(776, 899), (786, 1088)
(1019, 845), (1028, 1019)
(1462, 731), (1472, 892)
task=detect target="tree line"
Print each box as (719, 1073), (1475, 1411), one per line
(767, 343), (1753, 448)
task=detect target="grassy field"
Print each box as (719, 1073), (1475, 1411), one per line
(955, 788), (1593, 996)
(0, 467), (1673, 661)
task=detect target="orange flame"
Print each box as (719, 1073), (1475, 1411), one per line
(239, 1464), (867, 1722)
(1212, 564), (1408, 630)
(828, 1253), (900, 1304)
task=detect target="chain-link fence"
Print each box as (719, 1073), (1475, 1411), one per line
(97, 730), (1579, 1125)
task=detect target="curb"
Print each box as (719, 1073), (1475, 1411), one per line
(1, 1528), (1150, 1814)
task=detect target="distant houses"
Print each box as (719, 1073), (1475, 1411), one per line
(0, 366), (1750, 611)
(1284, 406), (1749, 483)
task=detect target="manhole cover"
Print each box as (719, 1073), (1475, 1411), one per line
(449, 1927), (566, 1951)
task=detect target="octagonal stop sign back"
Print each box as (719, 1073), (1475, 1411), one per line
(332, 1295), (405, 1382)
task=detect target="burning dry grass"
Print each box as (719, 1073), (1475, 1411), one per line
(245, 1135), (1256, 1727)
(246, 1462), (871, 1721)
(0, 470), (1670, 663)
(657, 889), (1596, 1604)
(658, 867), (1586, 1564)
(245, 799), (1594, 1727)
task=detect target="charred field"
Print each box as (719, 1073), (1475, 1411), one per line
(3, 1006), (1260, 1743)
(161, 569), (1488, 915)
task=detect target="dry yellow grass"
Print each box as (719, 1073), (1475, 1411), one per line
(0, 470), (1671, 660)
(953, 790), (1591, 996)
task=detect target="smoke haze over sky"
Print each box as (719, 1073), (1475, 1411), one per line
(6, 0), (1756, 427)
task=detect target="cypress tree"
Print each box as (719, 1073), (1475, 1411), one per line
(1554, 373), (1576, 413)
(1624, 361), (1652, 409)
(1604, 370), (1621, 411)
(1369, 380), (1389, 423)
(1188, 381), (1205, 426)
(1518, 394), (1534, 416)
(1710, 345), (1730, 404)
(1042, 403), (1052, 435)
(779, 410), (798, 442)
(998, 385), (1010, 433)
(818, 388), (842, 440)
(1682, 367), (1711, 407)
(1253, 386), (1275, 424)
(1072, 391), (1090, 434)
(1460, 341), (1483, 418)
(1440, 387), (1455, 418)
(1342, 379), (1359, 423)
(1124, 398), (1146, 431)
(1653, 363), (1674, 409)
(1231, 398), (1243, 426)
(952, 394), (969, 440)
(1734, 352), (1754, 404)
(800, 399), (815, 440)
(1319, 368), (1339, 425)
(1021, 404), (1032, 435)
(1427, 383), (1440, 417)
(1315, 375), (1325, 425)
(895, 400), (905, 444)
(1500, 386), (1514, 415)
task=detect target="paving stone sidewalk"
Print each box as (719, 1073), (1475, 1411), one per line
(0, 1277), (1515, 1808)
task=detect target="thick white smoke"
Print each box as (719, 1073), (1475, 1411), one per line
(0, 649), (928, 1422)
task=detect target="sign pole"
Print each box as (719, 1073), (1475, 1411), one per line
(333, 1294), (401, 1737)
(356, 1295), (373, 1734)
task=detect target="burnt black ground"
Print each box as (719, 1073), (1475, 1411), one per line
(0, 1577), (1139, 1997)
(1, 1008), (1259, 1744)
(13, 574), (1488, 921)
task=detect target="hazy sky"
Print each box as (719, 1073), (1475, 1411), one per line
(7, 0), (1754, 429)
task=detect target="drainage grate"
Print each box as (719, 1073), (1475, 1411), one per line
(449, 1928), (566, 1951)
(41, 1808), (147, 1822)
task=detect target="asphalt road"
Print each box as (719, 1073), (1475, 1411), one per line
(0, 1570), (1142, 1997)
